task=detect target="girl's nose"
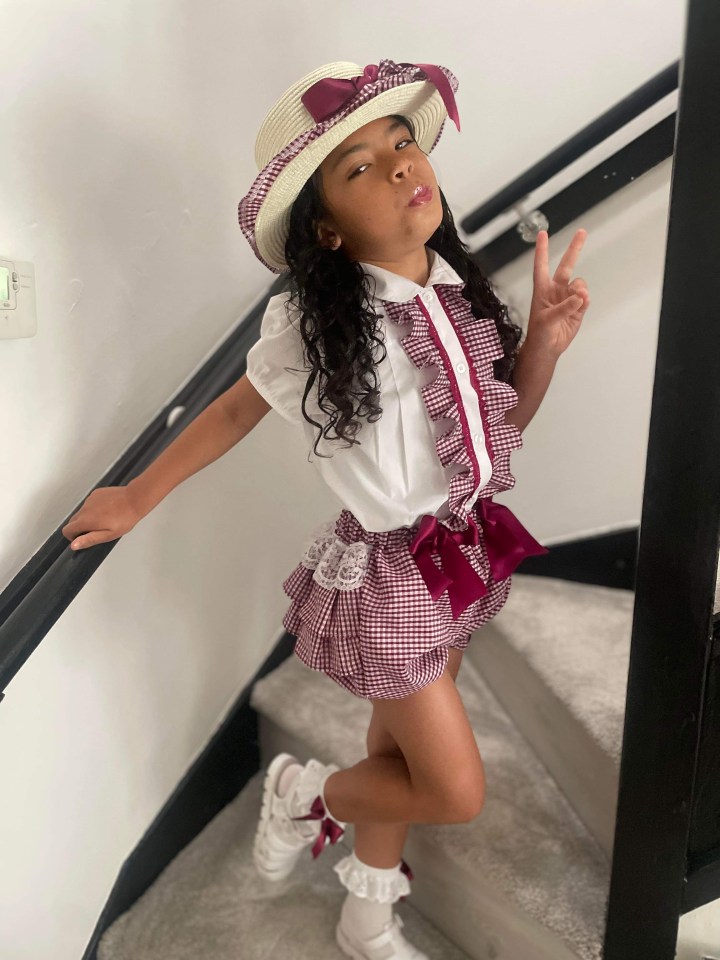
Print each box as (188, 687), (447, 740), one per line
(392, 160), (413, 180)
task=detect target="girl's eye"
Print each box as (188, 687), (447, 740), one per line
(348, 139), (414, 179)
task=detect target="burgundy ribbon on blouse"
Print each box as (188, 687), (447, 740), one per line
(301, 61), (461, 133)
(290, 795), (345, 859)
(409, 498), (549, 620)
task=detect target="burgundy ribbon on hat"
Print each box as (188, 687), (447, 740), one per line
(409, 497), (549, 620)
(301, 61), (461, 132)
(290, 795), (345, 859)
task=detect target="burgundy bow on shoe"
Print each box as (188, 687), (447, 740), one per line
(398, 858), (414, 902)
(290, 795), (345, 859)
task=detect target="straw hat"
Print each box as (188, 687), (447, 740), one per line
(237, 59), (461, 274)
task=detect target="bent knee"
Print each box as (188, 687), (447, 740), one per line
(430, 772), (486, 823)
(366, 726), (405, 760)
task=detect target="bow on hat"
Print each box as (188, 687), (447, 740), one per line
(409, 498), (549, 619)
(301, 61), (461, 132)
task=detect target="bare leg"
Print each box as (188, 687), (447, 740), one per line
(352, 706), (410, 867)
(324, 646), (480, 828)
(352, 646), (465, 867)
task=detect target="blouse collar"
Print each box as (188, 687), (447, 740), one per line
(357, 246), (465, 304)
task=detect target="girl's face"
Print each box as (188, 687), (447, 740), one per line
(315, 116), (443, 269)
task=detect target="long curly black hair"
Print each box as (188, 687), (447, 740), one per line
(282, 113), (524, 460)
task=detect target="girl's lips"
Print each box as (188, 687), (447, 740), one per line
(409, 185), (433, 206)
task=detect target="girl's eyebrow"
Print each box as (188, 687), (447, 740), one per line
(330, 119), (407, 172)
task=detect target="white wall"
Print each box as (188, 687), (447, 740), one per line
(0, 1), (693, 957)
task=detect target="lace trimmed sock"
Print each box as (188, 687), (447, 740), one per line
(284, 759), (346, 844)
(335, 849), (411, 940)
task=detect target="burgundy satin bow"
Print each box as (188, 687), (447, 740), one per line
(398, 858), (414, 901)
(301, 61), (461, 133)
(409, 498), (549, 619)
(290, 795), (345, 859)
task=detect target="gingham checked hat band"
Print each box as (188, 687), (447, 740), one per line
(238, 58), (461, 274)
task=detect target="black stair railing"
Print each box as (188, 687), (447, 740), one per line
(0, 276), (287, 703)
(465, 61), (679, 276)
(599, 0), (720, 956)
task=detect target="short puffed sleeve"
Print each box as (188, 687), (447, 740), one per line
(245, 293), (309, 425)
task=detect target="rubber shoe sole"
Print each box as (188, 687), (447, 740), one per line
(336, 912), (430, 960)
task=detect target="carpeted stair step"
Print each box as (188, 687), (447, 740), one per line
(96, 761), (470, 960)
(464, 574), (634, 861)
(250, 651), (610, 960)
(466, 571), (720, 863)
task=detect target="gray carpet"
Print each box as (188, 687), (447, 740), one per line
(97, 768), (472, 960)
(97, 568), (720, 959)
(251, 649), (609, 960)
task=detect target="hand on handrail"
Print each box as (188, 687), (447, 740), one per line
(61, 486), (144, 552)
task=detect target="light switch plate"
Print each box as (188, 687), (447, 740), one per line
(0, 257), (37, 340)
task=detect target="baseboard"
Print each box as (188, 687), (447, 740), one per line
(81, 630), (296, 960)
(516, 524), (638, 590)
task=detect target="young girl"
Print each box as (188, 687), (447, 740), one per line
(63, 58), (589, 960)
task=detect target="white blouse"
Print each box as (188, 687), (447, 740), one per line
(245, 246), (522, 533)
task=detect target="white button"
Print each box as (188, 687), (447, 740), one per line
(472, 433), (481, 445)
(456, 361), (467, 373)
(422, 290), (433, 303)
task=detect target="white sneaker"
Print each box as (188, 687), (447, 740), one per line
(336, 911), (430, 960)
(252, 751), (346, 881)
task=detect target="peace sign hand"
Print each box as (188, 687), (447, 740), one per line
(527, 229), (590, 359)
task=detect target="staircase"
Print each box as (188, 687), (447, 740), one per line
(96, 572), (720, 959)
(250, 572), (618, 960)
(96, 757), (469, 960)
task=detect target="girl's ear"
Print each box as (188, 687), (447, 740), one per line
(316, 222), (341, 250)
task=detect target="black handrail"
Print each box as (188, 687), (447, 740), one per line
(462, 61), (678, 235)
(0, 275), (287, 702)
(467, 62), (679, 275)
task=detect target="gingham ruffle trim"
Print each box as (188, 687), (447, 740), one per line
(299, 518), (373, 590)
(382, 285), (524, 530)
(333, 853), (412, 904)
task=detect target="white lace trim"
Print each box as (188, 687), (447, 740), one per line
(300, 518), (372, 591)
(333, 853), (411, 903)
(288, 758), (347, 828)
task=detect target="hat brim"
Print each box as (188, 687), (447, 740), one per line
(252, 82), (451, 273)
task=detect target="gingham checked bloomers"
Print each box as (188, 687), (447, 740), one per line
(248, 250), (550, 701)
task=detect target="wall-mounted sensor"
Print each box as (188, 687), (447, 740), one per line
(0, 258), (37, 340)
